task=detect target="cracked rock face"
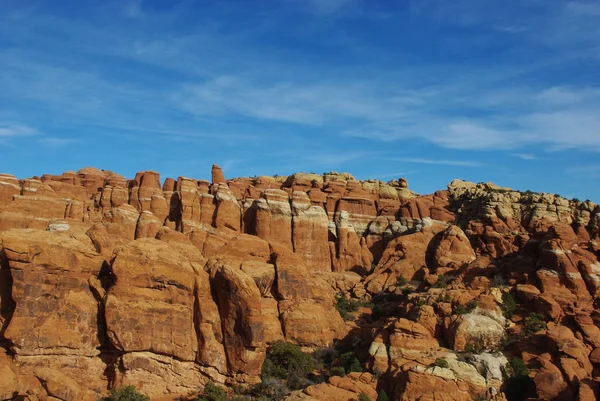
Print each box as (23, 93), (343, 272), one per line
(0, 168), (599, 401)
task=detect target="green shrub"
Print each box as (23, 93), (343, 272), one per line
(370, 263), (377, 273)
(464, 340), (484, 354)
(454, 299), (478, 315)
(342, 351), (363, 373)
(262, 341), (314, 381)
(432, 358), (449, 369)
(435, 293), (451, 304)
(335, 294), (361, 321)
(371, 304), (383, 320)
(195, 381), (227, 401)
(330, 366), (346, 377)
(249, 377), (289, 399)
(376, 390), (389, 401)
(231, 385), (245, 395)
(358, 394), (372, 401)
(500, 292), (517, 319)
(501, 334), (519, 350)
(261, 358), (287, 380)
(313, 347), (339, 370)
(335, 294), (374, 320)
(491, 274), (506, 288)
(433, 275), (448, 289)
(455, 305), (467, 315)
(509, 357), (528, 377)
(523, 313), (547, 336)
(402, 287), (413, 296)
(396, 276), (408, 286)
(286, 372), (310, 390)
(100, 385), (149, 401)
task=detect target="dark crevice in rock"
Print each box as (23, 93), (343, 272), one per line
(0, 249), (16, 348)
(93, 259), (123, 391)
(192, 284), (203, 361)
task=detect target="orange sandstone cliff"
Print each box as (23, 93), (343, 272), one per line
(0, 167), (599, 400)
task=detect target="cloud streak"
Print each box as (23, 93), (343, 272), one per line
(388, 158), (484, 167)
(511, 153), (537, 160)
(0, 123), (37, 137)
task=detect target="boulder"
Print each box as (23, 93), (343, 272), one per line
(289, 372), (377, 401)
(428, 225), (476, 269)
(446, 311), (506, 352)
(0, 351), (18, 400)
(0, 229), (104, 356)
(105, 239), (198, 361)
(209, 260), (265, 375)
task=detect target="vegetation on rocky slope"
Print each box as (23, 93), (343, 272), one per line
(1, 167), (599, 401)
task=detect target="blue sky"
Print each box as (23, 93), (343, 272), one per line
(1, 0), (600, 201)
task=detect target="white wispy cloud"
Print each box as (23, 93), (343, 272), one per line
(299, 151), (376, 167)
(371, 170), (427, 178)
(511, 153), (537, 160)
(389, 158), (484, 167)
(220, 158), (247, 172)
(37, 137), (75, 147)
(308, 0), (355, 15)
(566, 165), (600, 180)
(2, 0), (600, 158)
(0, 123), (37, 137)
(567, 165), (600, 175)
(123, 0), (144, 18)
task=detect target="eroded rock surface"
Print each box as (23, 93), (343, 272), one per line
(0, 167), (599, 401)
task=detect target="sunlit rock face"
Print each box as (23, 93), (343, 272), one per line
(1, 167), (599, 401)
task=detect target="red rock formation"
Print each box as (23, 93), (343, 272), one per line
(1, 167), (599, 401)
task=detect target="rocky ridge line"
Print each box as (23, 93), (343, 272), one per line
(0, 166), (598, 401)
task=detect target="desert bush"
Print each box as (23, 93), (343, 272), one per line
(491, 274), (506, 288)
(501, 333), (519, 350)
(370, 263), (377, 274)
(376, 390), (389, 401)
(335, 294), (361, 320)
(455, 305), (467, 315)
(455, 299), (478, 316)
(330, 366), (346, 377)
(249, 377), (289, 400)
(509, 357), (528, 377)
(313, 347), (339, 370)
(335, 294), (373, 320)
(433, 275), (448, 289)
(341, 351), (363, 373)
(501, 292), (517, 319)
(464, 340), (485, 354)
(371, 304), (383, 320)
(194, 381), (227, 401)
(523, 313), (547, 336)
(431, 358), (449, 369)
(262, 341), (314, 381)
(100, 385), (150, 401)
(396, 276), (408, 286)
(358, 394), (372, 401)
